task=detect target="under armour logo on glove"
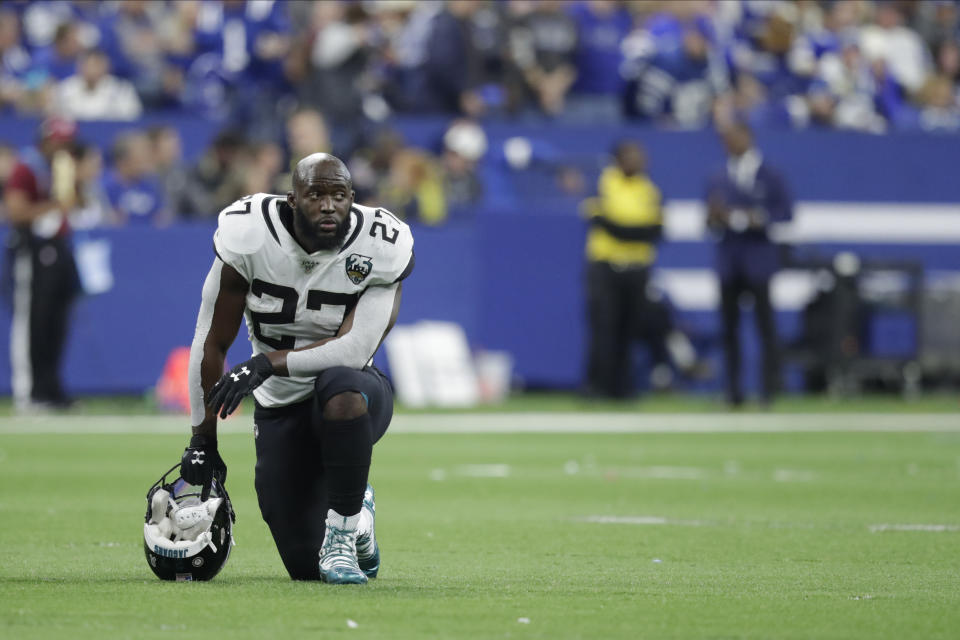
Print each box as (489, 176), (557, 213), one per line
(207, 354), (274, 419)
(181, 434), (227, 501)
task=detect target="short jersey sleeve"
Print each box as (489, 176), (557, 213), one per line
(363, 207), (414, 286)
(212, 194), (267, 282)
(212, 227), (249, 281)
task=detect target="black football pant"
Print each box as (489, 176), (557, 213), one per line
(719, 274), (780, 405)
(585, 261), (669, 398)
(253, 365), (393, 580)
(3, 230), (79, 406)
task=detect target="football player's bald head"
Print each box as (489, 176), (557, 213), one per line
(293, 153), (351, 191)
(287, 152), (355, 253)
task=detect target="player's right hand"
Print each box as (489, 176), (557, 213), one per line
(206, 354), (273, 419)
(180, 434), (227, 501)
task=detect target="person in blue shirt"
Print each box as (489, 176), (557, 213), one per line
(0, 10), (31, 112)
(0, 10), (30, 77)
(94, 0), (177, 106)
(623, 18), (728, 127)
(28, 22), (82, 82)
(194, 0), (290, 82)
(705, 122), (793, 407)
(191, 0), (291, 138)
(723, 9), (816, 129)
(565, 0), (633, 122)
(102, 131), (168, 226)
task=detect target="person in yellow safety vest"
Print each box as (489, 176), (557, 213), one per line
(582, 140), (706, 398)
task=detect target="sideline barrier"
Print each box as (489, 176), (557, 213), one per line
(1, 118), (957, 394)
(0, 207), (956, 395)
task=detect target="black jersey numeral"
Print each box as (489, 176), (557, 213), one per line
(307, 290), (359, 312)
(370, 209), (399, 244)
(249, 279), (358, 351)
(224, 195), (253, 216)
(250, 280), (297, 350)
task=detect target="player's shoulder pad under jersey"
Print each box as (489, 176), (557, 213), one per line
(215, 193), (275, 255)
(350, 203), (414, 283)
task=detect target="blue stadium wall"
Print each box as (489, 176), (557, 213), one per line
(0, 115), (958, 395)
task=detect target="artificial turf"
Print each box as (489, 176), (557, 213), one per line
(1, 412), (959, 638)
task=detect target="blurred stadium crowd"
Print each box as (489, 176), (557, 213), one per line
(3, 0), (960, 131)
(0, 0), (958, 227)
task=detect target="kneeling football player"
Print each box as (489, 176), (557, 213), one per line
(179, 153), (414, 584)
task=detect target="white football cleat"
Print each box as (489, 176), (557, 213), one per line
(319, 510), (367, 585)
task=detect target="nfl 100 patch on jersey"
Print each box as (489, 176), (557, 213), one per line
(212, 193), (414, 406)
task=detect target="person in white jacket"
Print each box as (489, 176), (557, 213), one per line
(55, 48), (142, 121)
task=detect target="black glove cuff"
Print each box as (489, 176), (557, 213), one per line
(189, 434), (217, 449)
(252, 353), (273, 377)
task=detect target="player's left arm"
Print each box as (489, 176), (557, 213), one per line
(206, 283), (403, 417)
(269, 282), (402, 376)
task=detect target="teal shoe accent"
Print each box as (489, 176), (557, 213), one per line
(320, 564), (368, 585)
(358, 543), (380, 579)
(357, 483), (380, 579)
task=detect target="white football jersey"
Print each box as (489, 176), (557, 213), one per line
(212, 193), (414, 407)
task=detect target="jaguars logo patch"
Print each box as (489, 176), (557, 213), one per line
(346, 254), (373, 285)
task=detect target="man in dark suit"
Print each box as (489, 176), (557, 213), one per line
(706, 122), (793, 406)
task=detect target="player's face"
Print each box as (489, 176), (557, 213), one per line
(289, 174), (354, 252)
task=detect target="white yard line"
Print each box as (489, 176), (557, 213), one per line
(868, 523), (960, 533)
(455, 464), (511, 478)
(615, 466), (707, 480)
(580, 515), (708, 527)
(0, 412), (957, 435)
(392, 413), (960, 433)
(580, 517), (960, 533)
(772, 469), (818, 483)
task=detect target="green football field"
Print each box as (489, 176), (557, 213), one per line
(2, 401), (959, 639)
